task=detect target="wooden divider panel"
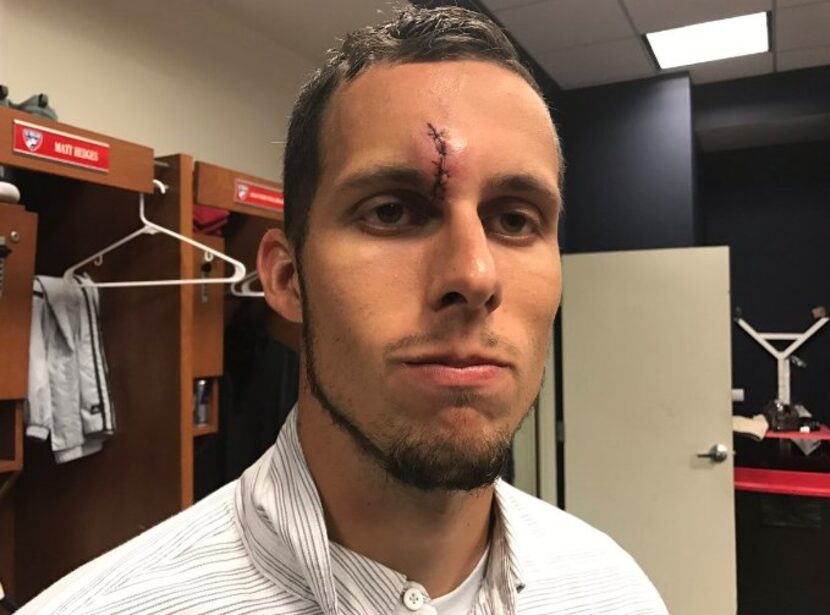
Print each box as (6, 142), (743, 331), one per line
(0, 401), (23, 474)
(191, 233), (225, 378)
(0, 204), (37, 400)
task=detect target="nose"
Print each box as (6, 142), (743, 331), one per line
(427, 208), (502, 314)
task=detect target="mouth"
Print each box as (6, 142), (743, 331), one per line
(399, 353), (511, 387)
(404, 354), (510, 368)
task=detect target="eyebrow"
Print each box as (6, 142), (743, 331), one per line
(337, 165), (432, 194)
(484, 173), (563, 214)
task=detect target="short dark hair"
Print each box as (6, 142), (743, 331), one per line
(282, 5), (547, 256)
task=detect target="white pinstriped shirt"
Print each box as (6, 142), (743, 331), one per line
(21, 407), (667, 614)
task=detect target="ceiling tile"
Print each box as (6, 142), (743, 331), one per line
(778, 44), (830, 70)
(537, 37), (655, 89)
(494, 0), (634, 55)
(622, 0), (771, 33)
(687, 51), (773, 83)
(776, 3), (830, 51)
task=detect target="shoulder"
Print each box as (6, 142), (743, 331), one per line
(18, 482), (278, 615)
(497, 479), (620, 549)
(496, 481), (668, 614)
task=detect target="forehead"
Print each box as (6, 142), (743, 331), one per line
(319, 60), (560, 186)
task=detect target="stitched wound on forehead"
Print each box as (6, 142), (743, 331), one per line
(427, 123), (449, 201)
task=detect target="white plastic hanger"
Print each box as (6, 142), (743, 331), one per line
(230, 270), (264, 298)
(63, 179), (246, 288)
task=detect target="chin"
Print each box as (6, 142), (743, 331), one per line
(433, 403), (496, 430)
(396, 381), (515, 414)
(382, 415), (513, 492)
(398, 396), (519, 441)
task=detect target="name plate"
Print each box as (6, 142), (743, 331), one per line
(13, 119), (110, 173)
(234, 179), (284, 212)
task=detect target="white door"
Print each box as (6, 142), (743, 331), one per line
(561, 247), (736, 615)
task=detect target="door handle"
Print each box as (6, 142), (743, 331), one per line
(697, 443), (729, 462)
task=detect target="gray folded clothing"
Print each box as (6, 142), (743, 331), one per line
(26, 274), (115, 463)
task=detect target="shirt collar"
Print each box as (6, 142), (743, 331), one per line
(489, 486), (528, 611)
(234, 405), (526, 614)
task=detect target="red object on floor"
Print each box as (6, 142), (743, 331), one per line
(735, 467), (830, 498)
(764, 425), (830, 440)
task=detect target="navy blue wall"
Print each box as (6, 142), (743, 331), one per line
(694, 66), (830, 144)
(558, 74), (696, 253)
(700, 140), (830, 424)
(694, 67), (830, 425)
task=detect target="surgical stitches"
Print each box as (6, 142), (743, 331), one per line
(427, 123), (449, 202)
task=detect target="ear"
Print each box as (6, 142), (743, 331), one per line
(257, 227), (303, 324)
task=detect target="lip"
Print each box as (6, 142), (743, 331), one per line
(401, 353), (511, 368)
(398, 353), (511, 387)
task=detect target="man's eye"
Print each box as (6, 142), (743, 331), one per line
(491, 211), (535, 236)
(374, 203), (406, 225)
(362, 201), (424, 229)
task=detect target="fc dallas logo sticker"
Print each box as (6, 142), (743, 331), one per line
(237, 183), (249, 201)
(23, 128), (43, 152)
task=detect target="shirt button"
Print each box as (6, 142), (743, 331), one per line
(402, 587), (425, 611)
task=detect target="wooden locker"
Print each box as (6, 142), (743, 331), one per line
(0, 203), (38, 401)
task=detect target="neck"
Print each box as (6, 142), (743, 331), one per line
(297, 386), (494, 598)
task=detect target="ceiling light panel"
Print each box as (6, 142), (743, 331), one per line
(646, 12), (770, 69)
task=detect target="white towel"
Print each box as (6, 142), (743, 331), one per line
(26, 275), (115, 463)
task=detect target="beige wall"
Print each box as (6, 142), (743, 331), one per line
(0, 0), (317, 181)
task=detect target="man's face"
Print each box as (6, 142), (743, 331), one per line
(299, 60), (562, 491)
